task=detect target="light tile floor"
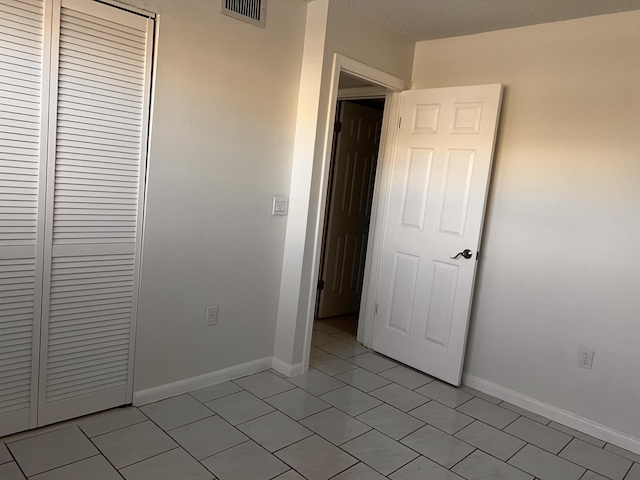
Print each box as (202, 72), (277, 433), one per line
(1, 323), (638, 480)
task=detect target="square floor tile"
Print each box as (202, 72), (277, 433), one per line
(0, 462), (25, 480)
(275, 435), (357, 480)
(335, 368), (391, 393)
(509, 444), (585, 480)
(548, 422), (606, 448)
(357, 404), (424, 440)
(415, 381), (473, 408)
(92, 421), (177, 469)
(31, 455), (123, 480)
(312, 331), (336, 346)
(309, 346), (326, 359)
(581, 472), (609, 480)
(455, 420), (526, 461)
(604, 444), (640, 464)
(331, 332), (360, 345)
(457, 386), (502, 405)
(237, 411), (313, 452)
(78, 407), (147, 438)
(168, 415), (248, 459)
(120, 447), (213, 480)
(0, 442), (11, 464)
(499, 401), (550, 424)
(379, 365), (434, 390)
(8, 426), (98, 477)
(310, 355), (358, 376)
(625, 463), (640, 480)
(233, 371), (295, 399)
(300, 408), (371, 445)
(331, 462), (387, 479)
(274, 470), (307, 480)
(319, 341), (368, 359)
(320, 386), (382, 416)
(265, 388), (330, 420)
(341, 430), (418, 475)
(369, 383), (429, 412)
(409, 401), (474, 435)
(452, 450), (533, 480)
(315, 323), (342, 335)
(390, 456), (465, 480)
(203, 440), (289, 480)
(269, 368), (287, 378)
(347, 352), (397, 373)
(504, 416), (571, 454)
(287, 369), (345, 396)
(559, 439), (632, 480)
(189, 381), (243, 403)
(456, 397), (519, 429)
(400, 425), (475, 468)
(205, 390), (274, 425)
(140, 394), (213, 430)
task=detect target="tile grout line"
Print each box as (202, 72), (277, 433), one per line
(118, 404), (225, 477)
(316, 337), (601, 479)
(6, 327), (637, 480)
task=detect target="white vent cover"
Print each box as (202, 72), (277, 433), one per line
(221, 0), (266, 27)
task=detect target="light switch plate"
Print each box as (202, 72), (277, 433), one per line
(272, 196), (288, 216)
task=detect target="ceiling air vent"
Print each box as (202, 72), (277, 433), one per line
(221, 0), (266, 28)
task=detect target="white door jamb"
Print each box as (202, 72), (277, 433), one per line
(299, 55), (410, 372)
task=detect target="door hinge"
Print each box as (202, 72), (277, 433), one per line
(476, 251), (480, 260)
(317, 279), (325, 290)
(375, 303), (378, 314)
(334, 121), (342, 133)
(398, 117), (402, 129)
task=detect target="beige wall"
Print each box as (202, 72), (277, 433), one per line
(130, 0), (307, 391)
(413, 11), (640, 442)
(324, 0), (415, 81)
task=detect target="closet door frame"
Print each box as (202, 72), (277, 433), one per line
(29, 0), (54, 429)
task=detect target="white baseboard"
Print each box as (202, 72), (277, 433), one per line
(462, 373), (640, 455)
(271, 357), (304, 377)
(132, 357), (273, 406)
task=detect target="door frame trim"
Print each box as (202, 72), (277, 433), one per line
(300, 54), (410, 371)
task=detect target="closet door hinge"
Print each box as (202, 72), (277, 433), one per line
(317, 279), (325, 290)
(334, 121), (342, 133)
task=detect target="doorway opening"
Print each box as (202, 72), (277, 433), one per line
(314, 73), (386, 341)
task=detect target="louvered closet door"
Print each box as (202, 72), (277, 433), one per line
(38, 0), (152, 425)
(0, 0), (49, 437)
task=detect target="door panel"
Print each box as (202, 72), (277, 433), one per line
(36, 0), (152, 426)
(0, 0), (48, 437)
(372, 85), (502, 385)
(317, 101), (383, 319)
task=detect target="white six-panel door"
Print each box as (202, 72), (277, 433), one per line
(372, 85), (502, 385)
(0, 0), (152, 435)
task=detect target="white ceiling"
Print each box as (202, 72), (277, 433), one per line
(332, 0), (640, 41)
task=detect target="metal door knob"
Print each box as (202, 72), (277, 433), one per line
(450, 249), (473, 260)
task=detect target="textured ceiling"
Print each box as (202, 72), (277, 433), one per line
(332, 0), (640, 41)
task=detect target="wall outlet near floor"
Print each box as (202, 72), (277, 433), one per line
(578, 345), (594, 369)
(206, 306), (218, 326)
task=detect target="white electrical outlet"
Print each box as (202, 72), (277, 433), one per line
(578, 345), (594, 369)
(206, 306), (218, 326)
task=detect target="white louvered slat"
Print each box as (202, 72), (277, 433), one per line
(39, 0), (152, 426)
(44, 252), (135, 403)
(0, 0), (44, 436)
